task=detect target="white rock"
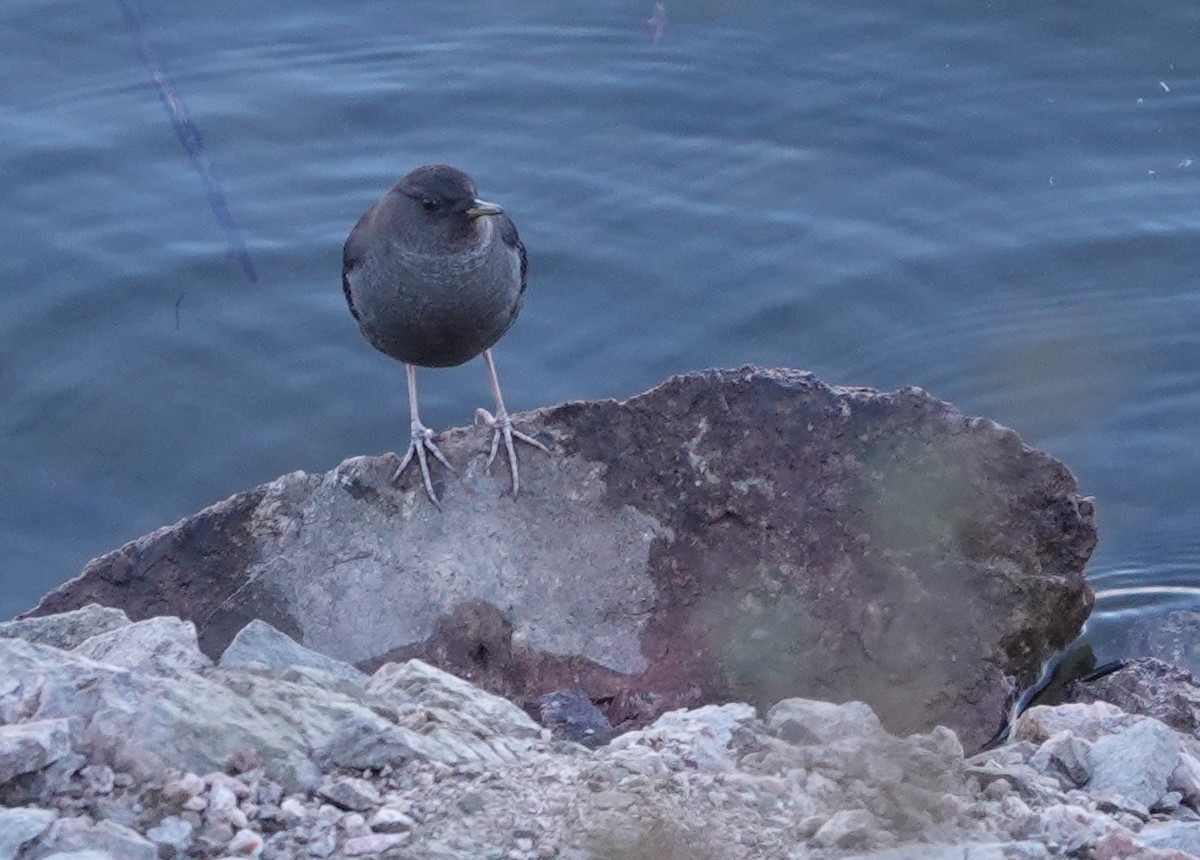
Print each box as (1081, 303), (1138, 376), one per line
(0, 605), (130, 650)
(766, 698), (884, 745)
(369, 659), (541, 740)
(1138, 821), (1200, 854)
(369, 806), (416, 833)
(207, 772), (252, 798)
(0, 718), (74, 785)
(226, 828), (264, 856)
(1030, 730), (1092, 786)
(606, 703), (757, 772)
(145, 815), (194, 850)
(0, 806), (58, 860)
(209, 781), (239, 813)
(0, 637), (429, 791)
(163, 772), (206, 802)
(279, 797), (308, 822)
(1013, 702), (1140, 743)
(812, 808), (878, 848)
(1088, 718), (1180, 809)
(37, 818), (157, 860)
(342, 833), (408, 855)
(1034, 803), (1128, 852)
(72, 616), (211, 676)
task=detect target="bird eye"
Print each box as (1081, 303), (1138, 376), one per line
(421, 197), (437, 212)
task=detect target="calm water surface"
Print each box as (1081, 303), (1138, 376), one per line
(2, 0), (1199, 669)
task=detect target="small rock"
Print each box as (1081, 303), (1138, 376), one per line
(227, 828), (264, 856)
(983, 778), (1013, 800)
(537, 687), (613, 747)
(279, 798), (307, 822)
(163, 772), (206, 803)
(209, 781), (240, 813)
(1031, 731), (1092, 786)
(317, 777), (380, 812)
(227, 746), (265, 774)
(369, 806), (416, 834)
(589, 790), (636, 811)
(207, 772), (252, 798)
(146, 815), (194, 851)
(812, 808), (878, 848)
(198, 820), (237, 852)
(78, 765), (115, 796)
(458, 792), (486, 814)
(306, 832), (337, 857)
(342, 833), (408, 855)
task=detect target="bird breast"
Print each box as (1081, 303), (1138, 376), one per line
(348, 225), (523, 368)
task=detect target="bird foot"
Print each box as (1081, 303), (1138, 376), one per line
(474, 407), (549, 496)
(393, 421), (455, 508)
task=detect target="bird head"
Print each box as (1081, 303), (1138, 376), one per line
(395, 163), (505, 249)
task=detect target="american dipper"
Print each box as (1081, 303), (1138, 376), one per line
(341, 164), (547, 506)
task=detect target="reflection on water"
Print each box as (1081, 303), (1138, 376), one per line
(0, 0), (1198, 654)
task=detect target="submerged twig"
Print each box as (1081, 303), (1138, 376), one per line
(115, 0), (258, 283)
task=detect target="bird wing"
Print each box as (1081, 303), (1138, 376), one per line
(497, 213), (527, 296)
(341, 209), (374, 322)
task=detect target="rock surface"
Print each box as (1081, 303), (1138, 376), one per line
(20, 368), (1097, 750)
(3, 613), (1200, 859)
(1065, 658), (1200, 738)
(0, 605), (130, 651)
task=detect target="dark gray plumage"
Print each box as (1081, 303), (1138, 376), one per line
(342, 164), (546, 506)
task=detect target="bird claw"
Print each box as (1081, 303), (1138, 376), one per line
(474, 408), (549, 496)
(393, 422), (455, 508)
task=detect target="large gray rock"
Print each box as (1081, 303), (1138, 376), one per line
(219, 618), (366, 684)
(21, 368), (1097, 749)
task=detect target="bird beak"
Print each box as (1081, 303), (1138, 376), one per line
(465, 199), (504, 219)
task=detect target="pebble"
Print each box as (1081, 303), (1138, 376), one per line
(226, 828), (265, 856)
(343, 833), (409, 855)
(369, 806), (417, 833)
(317, 777), (380, 812)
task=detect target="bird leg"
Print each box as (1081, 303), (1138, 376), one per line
(393, 363), (454, 508)
(474, 349), (548, 496)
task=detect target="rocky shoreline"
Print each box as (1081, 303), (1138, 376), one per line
(4, 606), (1200, 860)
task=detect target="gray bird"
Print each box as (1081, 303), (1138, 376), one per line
(341, 164), (547, 506)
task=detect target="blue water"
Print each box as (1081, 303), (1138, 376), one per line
(2, 0), (1199, 669)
